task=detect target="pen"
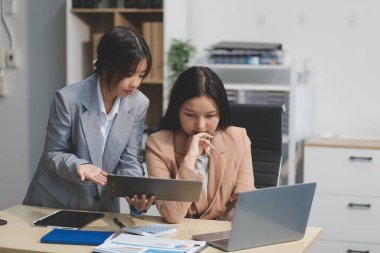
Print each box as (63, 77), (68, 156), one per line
(113, 217), (126, 229)
(0, 219), (7, 226)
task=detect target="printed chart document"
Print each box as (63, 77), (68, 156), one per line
(93, 233), (207, 253)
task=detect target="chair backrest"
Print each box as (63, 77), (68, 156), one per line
(230, 103), (283, 189)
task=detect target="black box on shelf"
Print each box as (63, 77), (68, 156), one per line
(73, 0), (101, 8)
(72, 0), (83, 8)
(136, 0), (150, 8)
(124, 0), (137, 8)
(83, 0), (99, 8)
(133, 0), (162, 8)
(108, 0), (126, 8)
(73, 0), (162, 9)
(150, 0), (163, 8)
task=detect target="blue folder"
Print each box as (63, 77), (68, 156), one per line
(40, 228), (114, 246)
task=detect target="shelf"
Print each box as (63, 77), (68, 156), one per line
(224, 84), (290, 91)
(205, 63), (291, 70)
(68, 2), (164, 128)
(72, 8), (163, 14)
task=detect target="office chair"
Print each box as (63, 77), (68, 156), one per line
(230, 103), (283, 189)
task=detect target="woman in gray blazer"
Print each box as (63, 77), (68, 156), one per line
(23, 26), (155, 213)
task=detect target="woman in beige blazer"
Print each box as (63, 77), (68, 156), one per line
(146, 66), (255, 224)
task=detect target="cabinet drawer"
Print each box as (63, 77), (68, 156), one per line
(308, 194), (380, 244)
(310, 240), (380, 253)
(304, 147), (380, 196)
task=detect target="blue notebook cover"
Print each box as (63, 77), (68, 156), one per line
(40, 228), (114, 246)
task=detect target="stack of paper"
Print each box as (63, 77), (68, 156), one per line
(93, 233), (207, 253)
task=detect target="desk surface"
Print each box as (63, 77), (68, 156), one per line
(0, 205), (322, 253)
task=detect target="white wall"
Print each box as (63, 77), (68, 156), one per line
(169, 0), (380, 139)
(0, 0), (66, 210)
(163, 0), (188, 108)
(0, 0), (28, 210)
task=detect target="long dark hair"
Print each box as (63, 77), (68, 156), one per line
(93, 26), (152, 90)
(160, 66), (231, 131)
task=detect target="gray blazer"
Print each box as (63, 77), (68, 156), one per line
(23, 74), (149, 212)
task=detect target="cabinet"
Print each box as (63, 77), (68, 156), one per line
(206, 63), (310, 185)
(304, 138), (380, 252)
(66, 1), (164, 128)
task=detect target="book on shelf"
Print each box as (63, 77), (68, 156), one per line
(142, 20), (163, 82)
(93, 233), (207, 253)
(153, 21), (163, 80)
(142, 21), (154, 80)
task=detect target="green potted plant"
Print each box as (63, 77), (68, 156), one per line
(167, 39), (196, 86)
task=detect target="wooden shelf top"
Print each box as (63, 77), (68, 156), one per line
(305, 137), (380, 150)
(72, 8), (163, 14)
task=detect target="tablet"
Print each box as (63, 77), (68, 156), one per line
(107, 175), (203, 202)
(32, 210), (105, 230)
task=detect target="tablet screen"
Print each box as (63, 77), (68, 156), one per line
(33, 210), (104, 229)
(107, 175), (203, 202)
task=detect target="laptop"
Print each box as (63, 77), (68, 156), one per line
(192, 182), (316, 251)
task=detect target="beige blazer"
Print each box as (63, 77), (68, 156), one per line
(146, 126), (254, 223)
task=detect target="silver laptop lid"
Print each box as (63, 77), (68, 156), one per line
(227, 183), (316, 251)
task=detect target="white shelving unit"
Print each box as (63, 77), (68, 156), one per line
(206, 63), (310, 185)
(304, 138), (380, 252)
